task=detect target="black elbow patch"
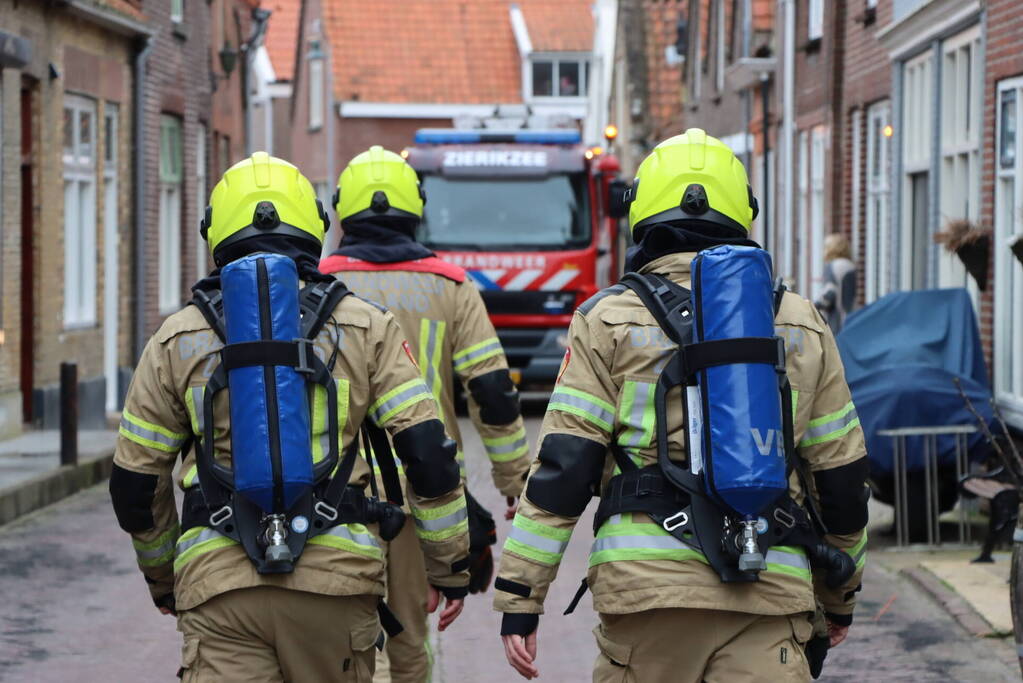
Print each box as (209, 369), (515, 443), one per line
(467, 369), (521, 425)
(494, 577), (532, 598)
(526, 433), (605, 516)
(814, 457), (870, 535)
(109, 464), (158, 533)
(394, 419), (460, 498)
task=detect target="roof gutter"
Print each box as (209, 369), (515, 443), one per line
(132, 34), (153, 361)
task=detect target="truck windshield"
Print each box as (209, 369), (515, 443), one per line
(417, 174), (591, 251)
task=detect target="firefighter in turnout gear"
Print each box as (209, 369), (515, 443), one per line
(109, 153), (469, 682)
(494, 130), (869, 682)
(321, 145), (532, 683)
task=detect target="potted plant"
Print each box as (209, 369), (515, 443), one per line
(934, 219), (991, 290)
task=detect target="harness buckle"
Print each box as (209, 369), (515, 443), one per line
(294, 338), (315, 376)
(209, 505), (233, 527)
(663, 510), (689, 532)
(314, 500), (339, 522)
(773, 507), (796, 529)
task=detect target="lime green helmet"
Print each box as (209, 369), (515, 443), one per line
(628, 128), (758, 237)
(201, 151), (328, 263)
(333, 145), (425, 223)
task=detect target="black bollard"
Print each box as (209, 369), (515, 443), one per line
(60, 362), (78, 466)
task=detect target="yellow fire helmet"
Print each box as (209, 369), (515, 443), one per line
(334, 145), (425, 223)
(201, 151), (329, 262)
(627, 128), (759, 238)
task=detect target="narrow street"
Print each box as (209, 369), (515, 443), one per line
(0, 415), (1015, 681)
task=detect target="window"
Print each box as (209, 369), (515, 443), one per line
(159, 115), (183, 313)
(529, 57), (589, 98)
(809, 126), (827, 300)
(900, 50), (933, 290)
(995, 79), (1023, 428)
(850, 109), (863, 267)
(196, 123), (209, 277)
(808, 0), (823, 41)
(865, 100), (892, 303)
(217, 133), (231, 177)
(103, 105), (120, 411)
(63, 95), (98, 327)
(308, 58), (324, 130)
(170, 0), (183, 23)
(796, 130), (809, 292)
(938, 27), (982, 292)
(715, 0), (725, 92)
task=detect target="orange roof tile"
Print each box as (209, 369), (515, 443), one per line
(265, 0), (301, 81)
(323, 0), (593, 103)
(518, 0), (594, 52)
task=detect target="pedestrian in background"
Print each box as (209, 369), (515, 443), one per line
(816, 233), (858, 332)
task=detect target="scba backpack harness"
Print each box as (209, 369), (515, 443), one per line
(185, 252), (406, 576)
(593, 246), (854, 586)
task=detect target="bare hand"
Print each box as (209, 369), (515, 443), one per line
(158, 607), (176, 617)
(505, 497), (518, 520)
(827, 621), (849, 647)
(427, 585), (465, 631)
(502, 631), (539, 679)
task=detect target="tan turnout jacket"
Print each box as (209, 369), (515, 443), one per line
(114, 292), (469, 611)
(494, 253), (867, 620)
(324, 265), (531, 497)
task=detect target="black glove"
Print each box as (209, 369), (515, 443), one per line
(154, 592), (177, 616)
(465, 489), (497, 594)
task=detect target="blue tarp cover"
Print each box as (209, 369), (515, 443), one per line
(835, 288), (992, 475)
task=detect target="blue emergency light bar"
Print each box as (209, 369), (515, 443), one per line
(414, 128), (582, 145)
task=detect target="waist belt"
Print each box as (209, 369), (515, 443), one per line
(181, 484), (373, 533)
(593, 464), (692, 534)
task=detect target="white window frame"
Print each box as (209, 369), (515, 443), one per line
(808, 0), (823, 41)
(170, 0), (184, 23)
(159, 115), (183, 314)
(994, 77), (1023, 428)
(308, 57), (324, 130)
(900, 49), (934, 291)
(809, 126), (827, 300)
(850, 108), (863, 267)
(103, 104), (120, 411)
(796, 130), (809, 293)
(196, 123), (209, 278)
(865, 100), (892, 303)
(715, 0), (726, 93)
(527, 54), (590, 100)
(63, 94), (98, 328)
(937, 26), (982, 294)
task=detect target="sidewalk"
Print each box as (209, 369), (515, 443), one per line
(866, 498), (1019, 671)
(0, 429), (117, 526)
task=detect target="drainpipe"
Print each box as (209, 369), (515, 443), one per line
(761, 73), (771, 254)
(242, 8), (272, 155)
(133, 35), (153, 362)
(779, 0), (795, 278)
(324, 34), (338, 255)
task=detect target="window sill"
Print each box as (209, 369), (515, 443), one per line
(172, 21), (188, 40)
(308, 124), (323, 132)
(63, 320), (98, 332)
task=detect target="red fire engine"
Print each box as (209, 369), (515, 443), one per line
(405, 127), (624, 388)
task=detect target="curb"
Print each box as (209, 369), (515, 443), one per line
(901, 565), (997, 638)
(0, 451), (115, 527)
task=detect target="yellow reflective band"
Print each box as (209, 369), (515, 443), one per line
(120, 411), (187, 453)
(764, 546), (811, 581)
(369, 379), (433, 426)
(453, 337), (503, 372)
(848, 530), (868, 569)
(801, 402), (860, 447)
(311, 385), (328, 463)
(617, 380), (656, 449)
(505, 514), (572, 565)
(133, 525), (180, 567)
(548, 386), (614, 433)
(482, 426), (529, 462)
(173, 527), (239, 572)
(419, 319), (447, 404)
(308, 523), (383, 559)
(182, 465), (199, 488)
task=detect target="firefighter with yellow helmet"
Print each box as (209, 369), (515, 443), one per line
(494, 130), (869, 681)
(321, 146), (531, 682)
(110, 152), (469, 681)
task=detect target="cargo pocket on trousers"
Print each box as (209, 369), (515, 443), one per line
(177, 636), (200, 682)
(592, 624), (633, 683)
(784, 613), (814, 681)
(348, 619), (380, 682)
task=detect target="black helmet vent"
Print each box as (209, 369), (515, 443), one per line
(682, 184), (709, 215)
(371, 190), (391, 214)
(253, 201), (281, 230)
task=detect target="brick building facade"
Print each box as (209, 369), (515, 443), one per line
(0, 0), (149, 435)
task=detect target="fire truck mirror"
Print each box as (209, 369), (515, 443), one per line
(608, 179), (630, 219)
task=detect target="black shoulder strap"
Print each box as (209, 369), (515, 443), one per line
(619, 272), (693, 344)
(300, 280), (352, 341)
(363, 421), (405, 506)
(192, 289), (226, 342)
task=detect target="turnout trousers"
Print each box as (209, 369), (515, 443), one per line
(177, 586), (379, 683)
(592, 607), (814, 683)
(374, 517), (431, 683)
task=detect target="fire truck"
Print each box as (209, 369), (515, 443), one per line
(405, 127), (624, 390)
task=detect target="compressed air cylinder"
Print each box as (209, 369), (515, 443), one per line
(691, 245), (787, 518)
(221, 253), (313, 513)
